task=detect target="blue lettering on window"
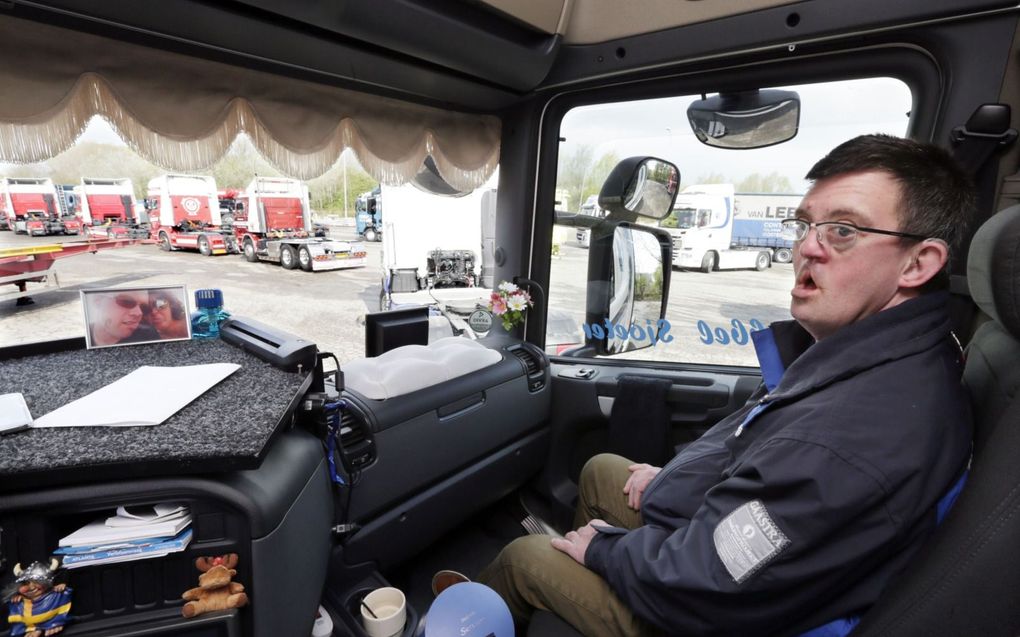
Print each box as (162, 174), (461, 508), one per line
(698, 318), (767, 346)
(579, 319), (675, 346)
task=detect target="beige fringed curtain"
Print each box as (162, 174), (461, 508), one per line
(0, 15), (500, 190)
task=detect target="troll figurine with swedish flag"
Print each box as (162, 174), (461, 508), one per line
(5, 559), (72, 636)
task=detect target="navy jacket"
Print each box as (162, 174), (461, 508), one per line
(585, 292), (972, 636)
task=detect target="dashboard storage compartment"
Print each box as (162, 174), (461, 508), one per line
(337, 338), (551, 569)
(0, 430), (331, 637)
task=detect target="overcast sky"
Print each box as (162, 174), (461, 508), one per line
(559, 77), (912, 193)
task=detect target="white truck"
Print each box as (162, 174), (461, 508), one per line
(380, 181), (496, 311)
(148, 174), (236, 256)
(575, 194), (605, 248)
(234, 176), (367, 271)
(667, 184), (802, 272)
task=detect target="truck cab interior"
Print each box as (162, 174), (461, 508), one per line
(2, 1), (1020, 636)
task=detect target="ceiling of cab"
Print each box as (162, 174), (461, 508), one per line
(8, 0), (1016, 110)
(479, 0), (802, 43)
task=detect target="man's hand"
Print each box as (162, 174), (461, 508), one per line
(550, 519), (608, 566)
(623, 463), (661, 510)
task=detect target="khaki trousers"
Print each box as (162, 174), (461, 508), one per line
(477, 454), (664, 637)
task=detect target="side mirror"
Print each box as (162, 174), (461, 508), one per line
(598, 157), (679, 222)
(687, 89), (800, 149)
(584, 221), (672, 355)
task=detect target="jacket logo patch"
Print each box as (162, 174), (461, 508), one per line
(713, 499), (790, 584)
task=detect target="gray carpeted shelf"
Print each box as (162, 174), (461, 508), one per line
(0, 337), (310, 491)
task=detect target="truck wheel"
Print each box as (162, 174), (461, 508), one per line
(198, 236), (212, 256)
(243, 239), (258, 263)
(773, 247), (793, 264)
(298, 247), (313, 272)
(280, 245), (297, 270)
(755, 251), (771, 271)
(700, 252), (717, 273)
(159, 232), (172, 251)
(364, 227), (378, 242)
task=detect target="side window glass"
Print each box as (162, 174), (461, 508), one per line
(548, 77), (912, 365)
(0, 124), (499, 363)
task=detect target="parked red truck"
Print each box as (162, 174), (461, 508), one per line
(1, 177), (81, 235)
(147, 174), (236, 255)
(79, 177), (149, 239)
(233, 176), (366, 271)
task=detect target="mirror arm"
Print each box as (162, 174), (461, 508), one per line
(514, 276), (546, 341)
(605, 210), (641, 224)
(553, 211), (602, 228)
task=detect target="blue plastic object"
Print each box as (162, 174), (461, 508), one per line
(424, 582), (514, 637)
(192, 288), (230, 339)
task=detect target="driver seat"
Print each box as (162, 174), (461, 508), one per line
(528, 206), (1020, 636)
(851, 205), (1020, 636)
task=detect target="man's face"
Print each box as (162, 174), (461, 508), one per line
(791, 170), (920, 341)
(94, 291), (147, 343)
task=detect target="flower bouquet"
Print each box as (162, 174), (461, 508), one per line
(489, 281), (533, 331)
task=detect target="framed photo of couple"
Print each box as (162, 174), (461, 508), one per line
(81, 285), (192, 349)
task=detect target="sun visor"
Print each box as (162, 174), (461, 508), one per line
(0, 15), (500, 190)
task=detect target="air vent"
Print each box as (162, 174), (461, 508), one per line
(510, 344), (547, 392)
(339, 410), (367, 447)
(337, 406), (376, 470)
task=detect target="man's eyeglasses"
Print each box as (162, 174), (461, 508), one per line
(114, 296), (170, 313)
(779, 218), (929, 251)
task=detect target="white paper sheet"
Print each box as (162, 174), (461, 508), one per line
(59, 514), (193, 547)
(32, 364), (240, 428)
(107, 504), (189, 527)
(0, 393), (33, 434)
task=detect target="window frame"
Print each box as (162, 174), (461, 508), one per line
(530, 45), (941, 373)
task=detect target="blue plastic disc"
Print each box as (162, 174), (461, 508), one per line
(424, 582), (514, 637)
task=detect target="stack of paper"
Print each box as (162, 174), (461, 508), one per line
(55, 504), (193, 569)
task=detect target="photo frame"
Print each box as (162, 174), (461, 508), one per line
(81, 285), (192, 349)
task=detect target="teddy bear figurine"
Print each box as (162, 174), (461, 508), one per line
(181, 553), (249, 618)
(5, 559), (72, 637)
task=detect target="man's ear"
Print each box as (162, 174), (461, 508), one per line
(900, 239), (949, 289)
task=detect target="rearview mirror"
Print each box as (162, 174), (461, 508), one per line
(687, 89), (800, 149)
(584, 222), (672, 356)
(412, 156), (470, 196)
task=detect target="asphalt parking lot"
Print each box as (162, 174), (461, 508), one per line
(1, 225), (793, 366)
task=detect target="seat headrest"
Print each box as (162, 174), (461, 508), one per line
(967, 205), (1020, 339)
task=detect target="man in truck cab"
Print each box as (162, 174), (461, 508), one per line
(477, 134), (976, 636)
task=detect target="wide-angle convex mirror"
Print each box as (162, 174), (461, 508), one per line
(597, 157), (679, 221)
(687, 89), (800, 149)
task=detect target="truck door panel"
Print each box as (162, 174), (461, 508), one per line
(533, 363), (759, 530)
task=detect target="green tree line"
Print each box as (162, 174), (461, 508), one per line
(557, 146), (797, 214)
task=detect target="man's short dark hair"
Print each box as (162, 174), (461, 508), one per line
(805, 134), (976, 290)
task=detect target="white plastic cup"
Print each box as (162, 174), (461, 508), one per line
(361, 587), (406, 637)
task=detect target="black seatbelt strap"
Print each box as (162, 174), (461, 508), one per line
(949, 104), (1017, 342)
